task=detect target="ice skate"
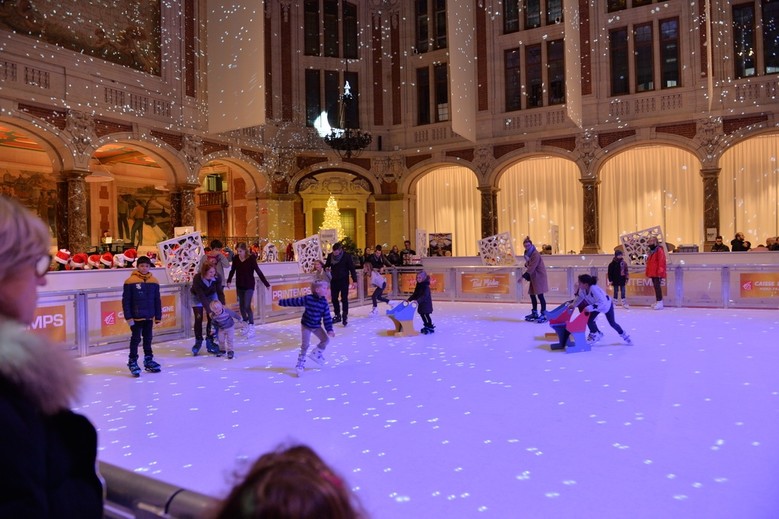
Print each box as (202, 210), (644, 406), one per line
(205, 336), (222, 356)
(295, 355), (305, 377)
(191, 339), (202, 356)
(143, 355), (161, 373)
(653, 301), (664, 310)
(370, 307), (378, 316)
(227, 350), (235, 359)
(308, 347), (326, 366)
(535, 312), (548, 324)
(620, 333), (633, 345)
(587, 331), (604, 344)
(426, 324), (436, 333)
(244, 325), (255, 339)
(127, 358), (141, 377)
(333, 314), (341, 323)
(524, 311), (539, 322)
(621, 299), (630, 309)
(342, 316), (348, 327)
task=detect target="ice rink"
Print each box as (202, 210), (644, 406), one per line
(75, 301), (779, 518)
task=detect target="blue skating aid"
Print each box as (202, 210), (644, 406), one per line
(386, 300), (419, 337)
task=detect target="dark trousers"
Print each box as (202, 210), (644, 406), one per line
(587, 302), (624, 335)
(530, 293), (547, 314)
(420, 312), (433, 327)
(651, 277), (663, 301)
(237, 288), (255, 324)
(371, 284), (389, 307)
(331, 279), (350, 317)
(193, 306), (214, 340)
(612, 283), (626, 299)
(129, 320), (154, 359)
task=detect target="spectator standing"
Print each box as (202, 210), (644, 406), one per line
(731, 232), (748, 251)
(607, 249), (630, 308)
(710, 236), (730, 252)
(387, 245), (402, 266)
(0, 196), (103, 518)
(400, 240), (416, 265)
(366, 245), (393, 271)
(645, 236), (667, 310)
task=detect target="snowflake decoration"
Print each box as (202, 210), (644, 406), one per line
(294, 235), (324, 273)
(620, 226), (666, 266)
(157, 232), (205, 283)
(478, 232), (518, 266)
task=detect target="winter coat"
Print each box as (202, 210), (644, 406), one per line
(227, 254), (270, 290)
(408, 277), (433, 314)
(0, 319), (103, 518)
(211, 307), (242, 331)
(523, 246), (549, 295)
(572, 283), (613, 314)
(366, 252), (392, 270)
(278, 294), (334, 332)
(198, 251), (230, 283)
(607, 257), (629, 286)
(645, 246), (667, 278)
(122, 269), (162, 321)
(191, 273), (222, 308)
(325, 251), (358, 284)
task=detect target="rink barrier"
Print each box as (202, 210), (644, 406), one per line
(100, 461), (219, 519)
(35, 260), (779, 357)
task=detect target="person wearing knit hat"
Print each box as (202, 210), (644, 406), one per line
(122, 256), (162, 377)
(70, 252), (88, 270)
(100, 251), (113, 268)
(87, 254), (101, 269)
(54, 249), (71, 271)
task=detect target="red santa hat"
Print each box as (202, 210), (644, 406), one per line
(113, 253), (127, 268)
(54, 249), (71, 265)
(70, 252), (88, 269)
(87, 254), (101, 269)
(100, 251), (114, 267)
(123, 248), (138, 261)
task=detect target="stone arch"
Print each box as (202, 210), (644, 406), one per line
(0, 115), (70, 174)
(592, 135), (702, 179)
(401, 158), (480, 195)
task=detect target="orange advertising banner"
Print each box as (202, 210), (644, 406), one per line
(101, 296), (178, 336)
(271, 282), (313, 311)
(158, 294), (178, 330)
(739, 273), (779, 298)
(461, 273), (511, 295)
(399, 272), (445, 293)
(626, 273), (667, 297)
(364, 273), (394, 293)
(30, 304), (67, 343)
(223, 288), (244, 313)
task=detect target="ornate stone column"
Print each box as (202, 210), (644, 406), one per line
(700, 167), (721, 250)
(580, 178), (600, 254)
(477, 186), (499, 238)
(65, 169), (90, 253)
(179, 183), (198, 227)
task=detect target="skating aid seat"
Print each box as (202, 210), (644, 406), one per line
(547, 302), (574, 349)
(564, 310), (591, 353)
(386, 301), (419, 337)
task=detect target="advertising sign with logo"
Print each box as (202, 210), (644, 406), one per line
(626, 272), (667, 297)
(399, 272), (445, 293)
(158, 294), (178, 330)
(101, 295), (178, 336)
(30, 304), (67, 343)
(271, 282), (313, 311)
(461, 273), (511, 295)
(739, 273), (779, 298)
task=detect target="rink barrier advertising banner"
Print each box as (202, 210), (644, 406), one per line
(461, 273), (511, 295)
(271, 281), (312, 311)
(399, 272), (445, 293)
(101, 295), (178, 336)
(739, 273), (779, 298)
(626, 272), (667, 297)
(30, 304), (67, 342)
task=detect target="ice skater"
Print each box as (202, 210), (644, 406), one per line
(209, 300), (243, 360)
(278, 280), (335, 377)
(521, 237), (549, 323)
(121, 256), (162, 376)
(364, 262), (391, 315)
(607, 249), (630, 308)
(407, 269), (434, 334)
(569, 273), (632, 345)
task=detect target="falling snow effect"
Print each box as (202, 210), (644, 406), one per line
(76, 302), (779, 518)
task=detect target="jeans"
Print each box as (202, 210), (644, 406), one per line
(128, 319), (154, 359)
(612, 284), (626, 299)
(236, 288), (255, 324)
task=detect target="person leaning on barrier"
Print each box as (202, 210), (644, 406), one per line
(0, 196), (103, 518)
(710, 235), (730, 252)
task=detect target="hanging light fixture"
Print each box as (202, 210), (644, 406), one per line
(322, 80), (372, 159)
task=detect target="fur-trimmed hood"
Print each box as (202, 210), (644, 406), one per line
(0, 318), (81, 415)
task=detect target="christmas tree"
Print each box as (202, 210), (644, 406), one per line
(320, 195), (345, 241)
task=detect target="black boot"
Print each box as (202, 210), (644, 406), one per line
(205, 336), (222, 356)
(192, 339), (202, 356)
(127, 358), (141, 377)
(342, 315), (348, 327)
(143, 355), (161, 373)
(333, 314), (341, 323)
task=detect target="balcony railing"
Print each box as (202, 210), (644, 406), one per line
(197, 191), (228, 208)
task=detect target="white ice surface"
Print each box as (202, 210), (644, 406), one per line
(75, 302), (779, 519)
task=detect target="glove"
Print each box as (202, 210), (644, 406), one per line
(154, 320), (161, 325)
(522, 272), (531, 281)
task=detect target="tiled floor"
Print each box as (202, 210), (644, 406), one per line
(76, 302), (779, 518)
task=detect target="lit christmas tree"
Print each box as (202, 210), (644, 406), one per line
(319, 195), (345, 241)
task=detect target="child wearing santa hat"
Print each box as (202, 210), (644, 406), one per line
(100, 251), (113, 268)
(87, 254), (101, 269)
(53, 249), (71, 271)
(69, 252), (88, 270)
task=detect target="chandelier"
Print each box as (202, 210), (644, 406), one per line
(319, 80), (372, 159)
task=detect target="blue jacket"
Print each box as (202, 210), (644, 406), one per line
(122, 270), (162, 321)
(278, 294), (333, 332)
(211, 307), (241, 330)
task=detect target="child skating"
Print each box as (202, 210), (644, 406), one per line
(209, 300), (243, 359)
(121, 256), (162, 376)
(364, 262), (391, 315)
(607, 250), (630, 308)
(407, 270), (434, 334)
(278, 280), (335, 377)
(569, 273), (632, 345)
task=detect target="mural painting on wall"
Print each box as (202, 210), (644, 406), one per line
(117, 186), (171, 248)
(428, 233), (453, 257)
(1, 169), (57, 237)
(0, 0), (161, 75)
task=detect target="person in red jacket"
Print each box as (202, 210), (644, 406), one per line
(645, 236), (667, 310)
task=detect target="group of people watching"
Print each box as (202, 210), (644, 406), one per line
(711, 232), (779, 252)
(355, 240), (417, 268)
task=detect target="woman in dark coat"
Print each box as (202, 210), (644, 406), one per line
(407, 269), (435, 333)
(190, 263), (223, 355)
(0, 196), (103, 518)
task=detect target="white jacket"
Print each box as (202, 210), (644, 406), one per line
(572, 283), (612, 313)
(370, 270), (386, 289)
